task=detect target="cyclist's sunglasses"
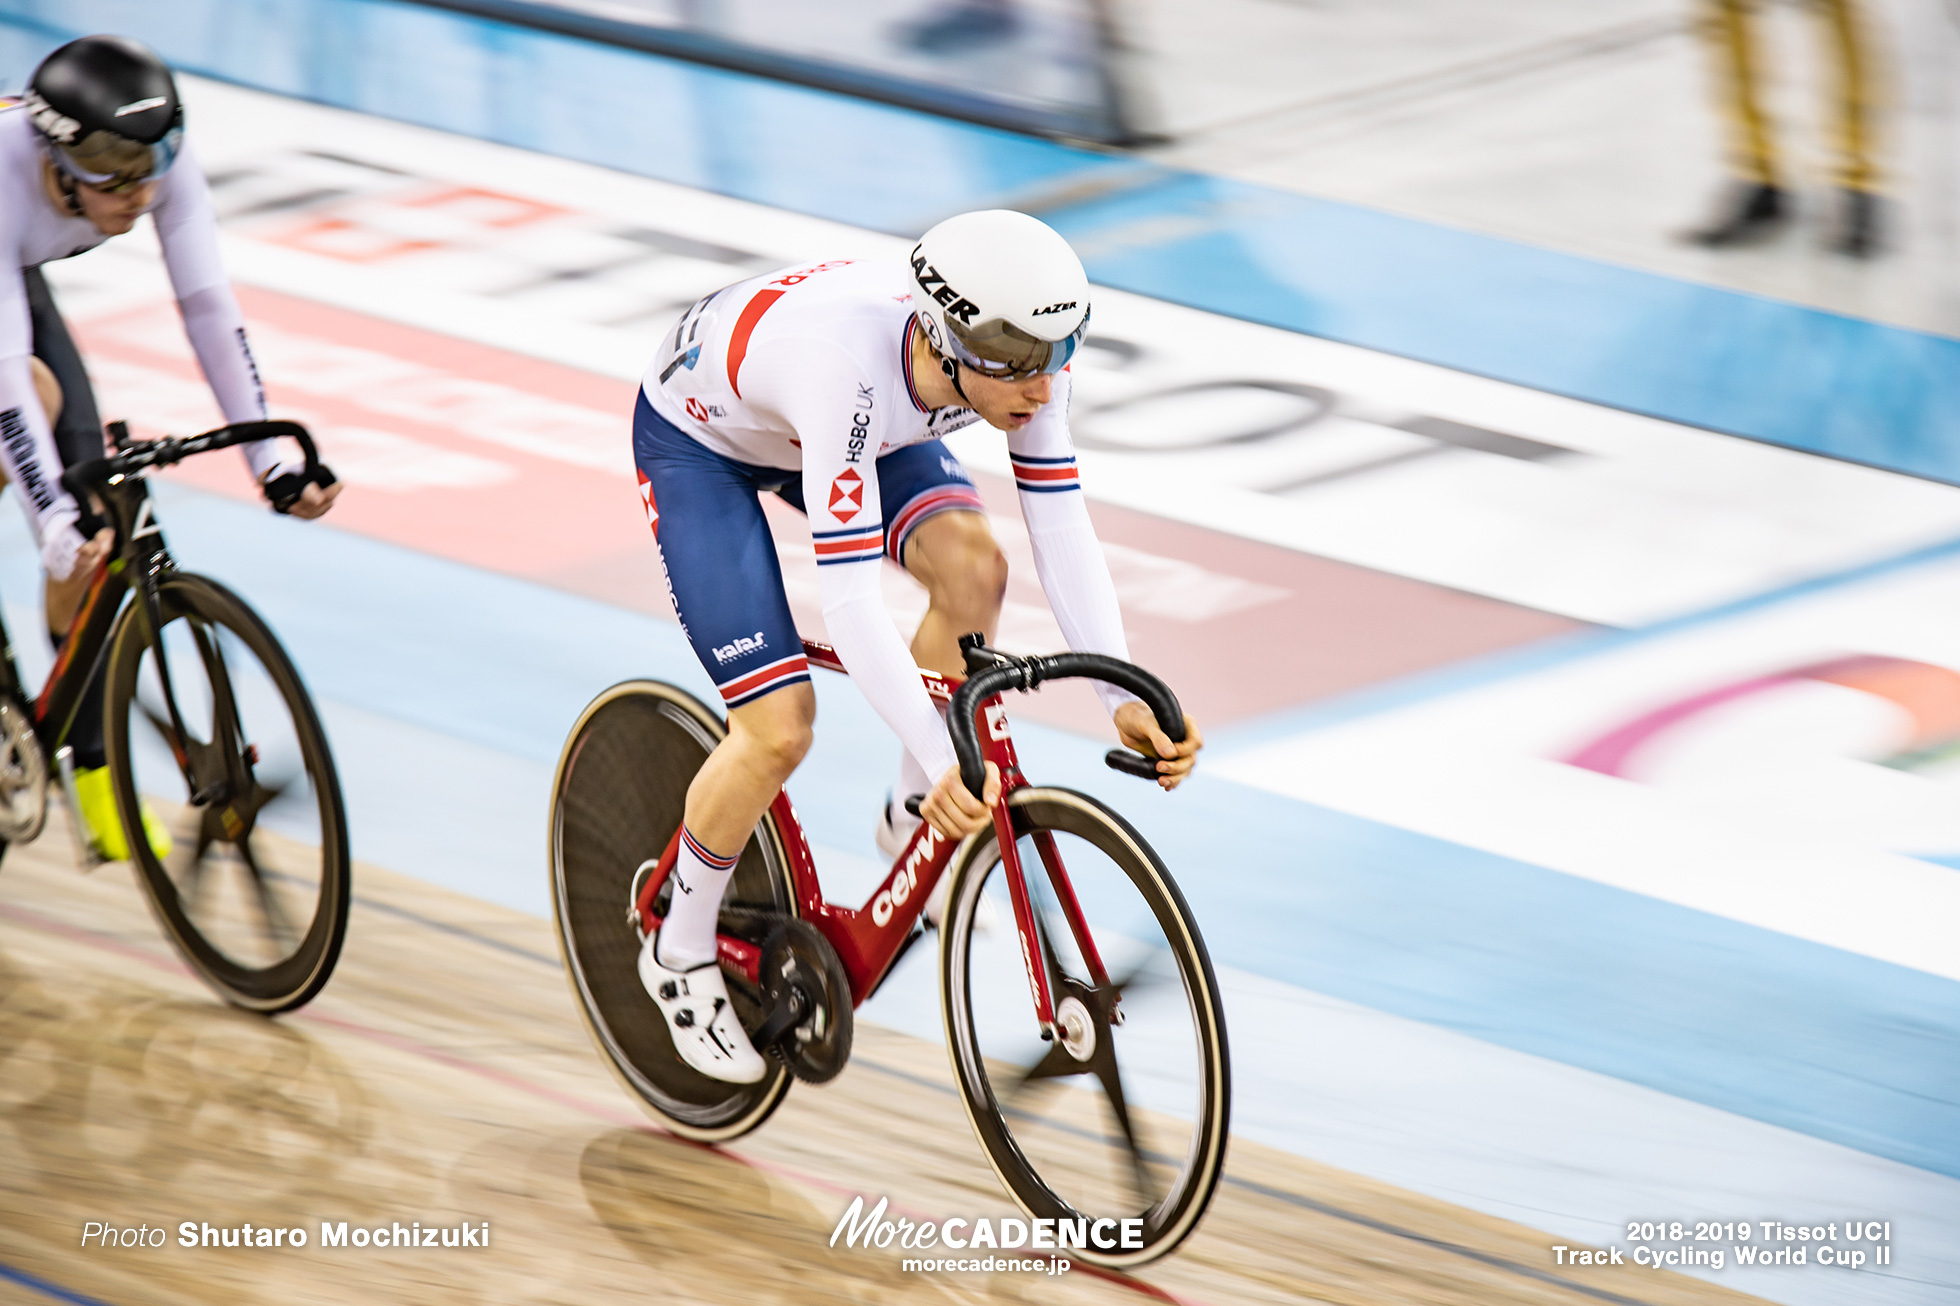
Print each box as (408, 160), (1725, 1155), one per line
(949, 309), (1089, 383)
(52, 125), (182, 194)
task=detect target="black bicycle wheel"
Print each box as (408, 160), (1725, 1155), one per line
(940, 787), (1230, 1268)
(549, 680), (796, 1141)
(103, 573), (350, 1013)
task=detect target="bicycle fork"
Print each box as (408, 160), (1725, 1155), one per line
(977, 698), (1115, 1044)
(127, 527), (248, 810)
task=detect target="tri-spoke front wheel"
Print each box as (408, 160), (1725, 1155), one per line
(104, 573), (349, 1012)
(940, 787), (1230, 1268)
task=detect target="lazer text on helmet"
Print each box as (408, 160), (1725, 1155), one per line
(908, 254), (980, 325)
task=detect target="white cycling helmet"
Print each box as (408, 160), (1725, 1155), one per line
(910, 210), (1089, 384)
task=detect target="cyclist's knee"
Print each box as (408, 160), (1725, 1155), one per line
(911, 512), (1007, 616)
(728, 684), (815, 777)
(29, 356), (61, 428)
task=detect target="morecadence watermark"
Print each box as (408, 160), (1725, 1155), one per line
(831, 1195), (1146, 1273)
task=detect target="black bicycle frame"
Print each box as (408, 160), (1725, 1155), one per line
(0, 420), (322, 783)
(0, 473), (150, 758)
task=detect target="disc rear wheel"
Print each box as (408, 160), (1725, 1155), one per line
(549, 679), (796, 1141)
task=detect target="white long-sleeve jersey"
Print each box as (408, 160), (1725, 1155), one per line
(643, 257), (1132, 780)
(0, 105), (275, 579)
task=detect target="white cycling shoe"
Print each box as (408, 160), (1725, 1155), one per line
(637, 934), (767, 1084)
(875, 793), (921, 861)
(876, 794), (995, 932)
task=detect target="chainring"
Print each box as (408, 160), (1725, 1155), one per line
(0, 698), (48, 843)
(757, 917), (854, 1083)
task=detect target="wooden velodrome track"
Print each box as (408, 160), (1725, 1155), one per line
(0, 812), (1769, 1306)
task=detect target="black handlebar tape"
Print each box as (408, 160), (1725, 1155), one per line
(59, 460), (109, 505)
(946, 664), (1021, 797)
(946, 652), (1184, 799)
(60, 420), (323, 495)
(1105, 749), (1163, 779)
(230, 420), (323, 482)
(58, 460), (110, 540)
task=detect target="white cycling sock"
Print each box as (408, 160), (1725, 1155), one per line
(656, 827), (738, 969)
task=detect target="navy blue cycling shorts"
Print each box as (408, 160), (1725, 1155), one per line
(632, 392), (984, 709)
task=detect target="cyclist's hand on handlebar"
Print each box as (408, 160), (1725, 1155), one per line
(43, 524), (113, 583)
(44, 526), (114, 636)
(1114, 700), (1204, 791)
(73, 525), (115, 576)
(261, 458), (342, 519)
(283, 478), (342, 519)
(922, 760), (1000, 841)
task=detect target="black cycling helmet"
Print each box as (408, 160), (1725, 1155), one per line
(24, 35), (183, 192)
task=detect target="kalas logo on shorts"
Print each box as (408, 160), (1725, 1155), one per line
(712, 631), (767, 665)
(829, 468), (864, 523)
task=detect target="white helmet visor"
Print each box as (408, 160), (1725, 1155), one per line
(945, 309), (1089, 382)
(51, 124), (181, 191)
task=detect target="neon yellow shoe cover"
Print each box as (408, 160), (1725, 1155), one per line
(74, 765), (173, 862)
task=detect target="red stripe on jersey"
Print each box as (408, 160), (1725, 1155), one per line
(1011, 464), (1078, 482)
(813, 533), (885, 556)
(727, 288), (786, 399)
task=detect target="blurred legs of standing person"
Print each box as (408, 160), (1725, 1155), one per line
(895, 0), (1017, 54)
(1687, 0), (1882, 255)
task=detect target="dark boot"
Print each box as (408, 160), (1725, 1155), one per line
(896, 0), (1018, 53)
(1832, 188), (1882, 258)
(1683, 182), (1787, 247)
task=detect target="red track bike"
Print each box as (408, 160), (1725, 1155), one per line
(548, 633), (1229, 1266)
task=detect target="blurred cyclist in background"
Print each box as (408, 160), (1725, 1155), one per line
(632, 209), (1202, 1082)
(1686, 0), (1883, 255)
(1, 34), (340, 859)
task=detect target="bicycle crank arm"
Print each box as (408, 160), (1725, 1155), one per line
(748, 985), (810, 1052)
(54, 746), (105, 871)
